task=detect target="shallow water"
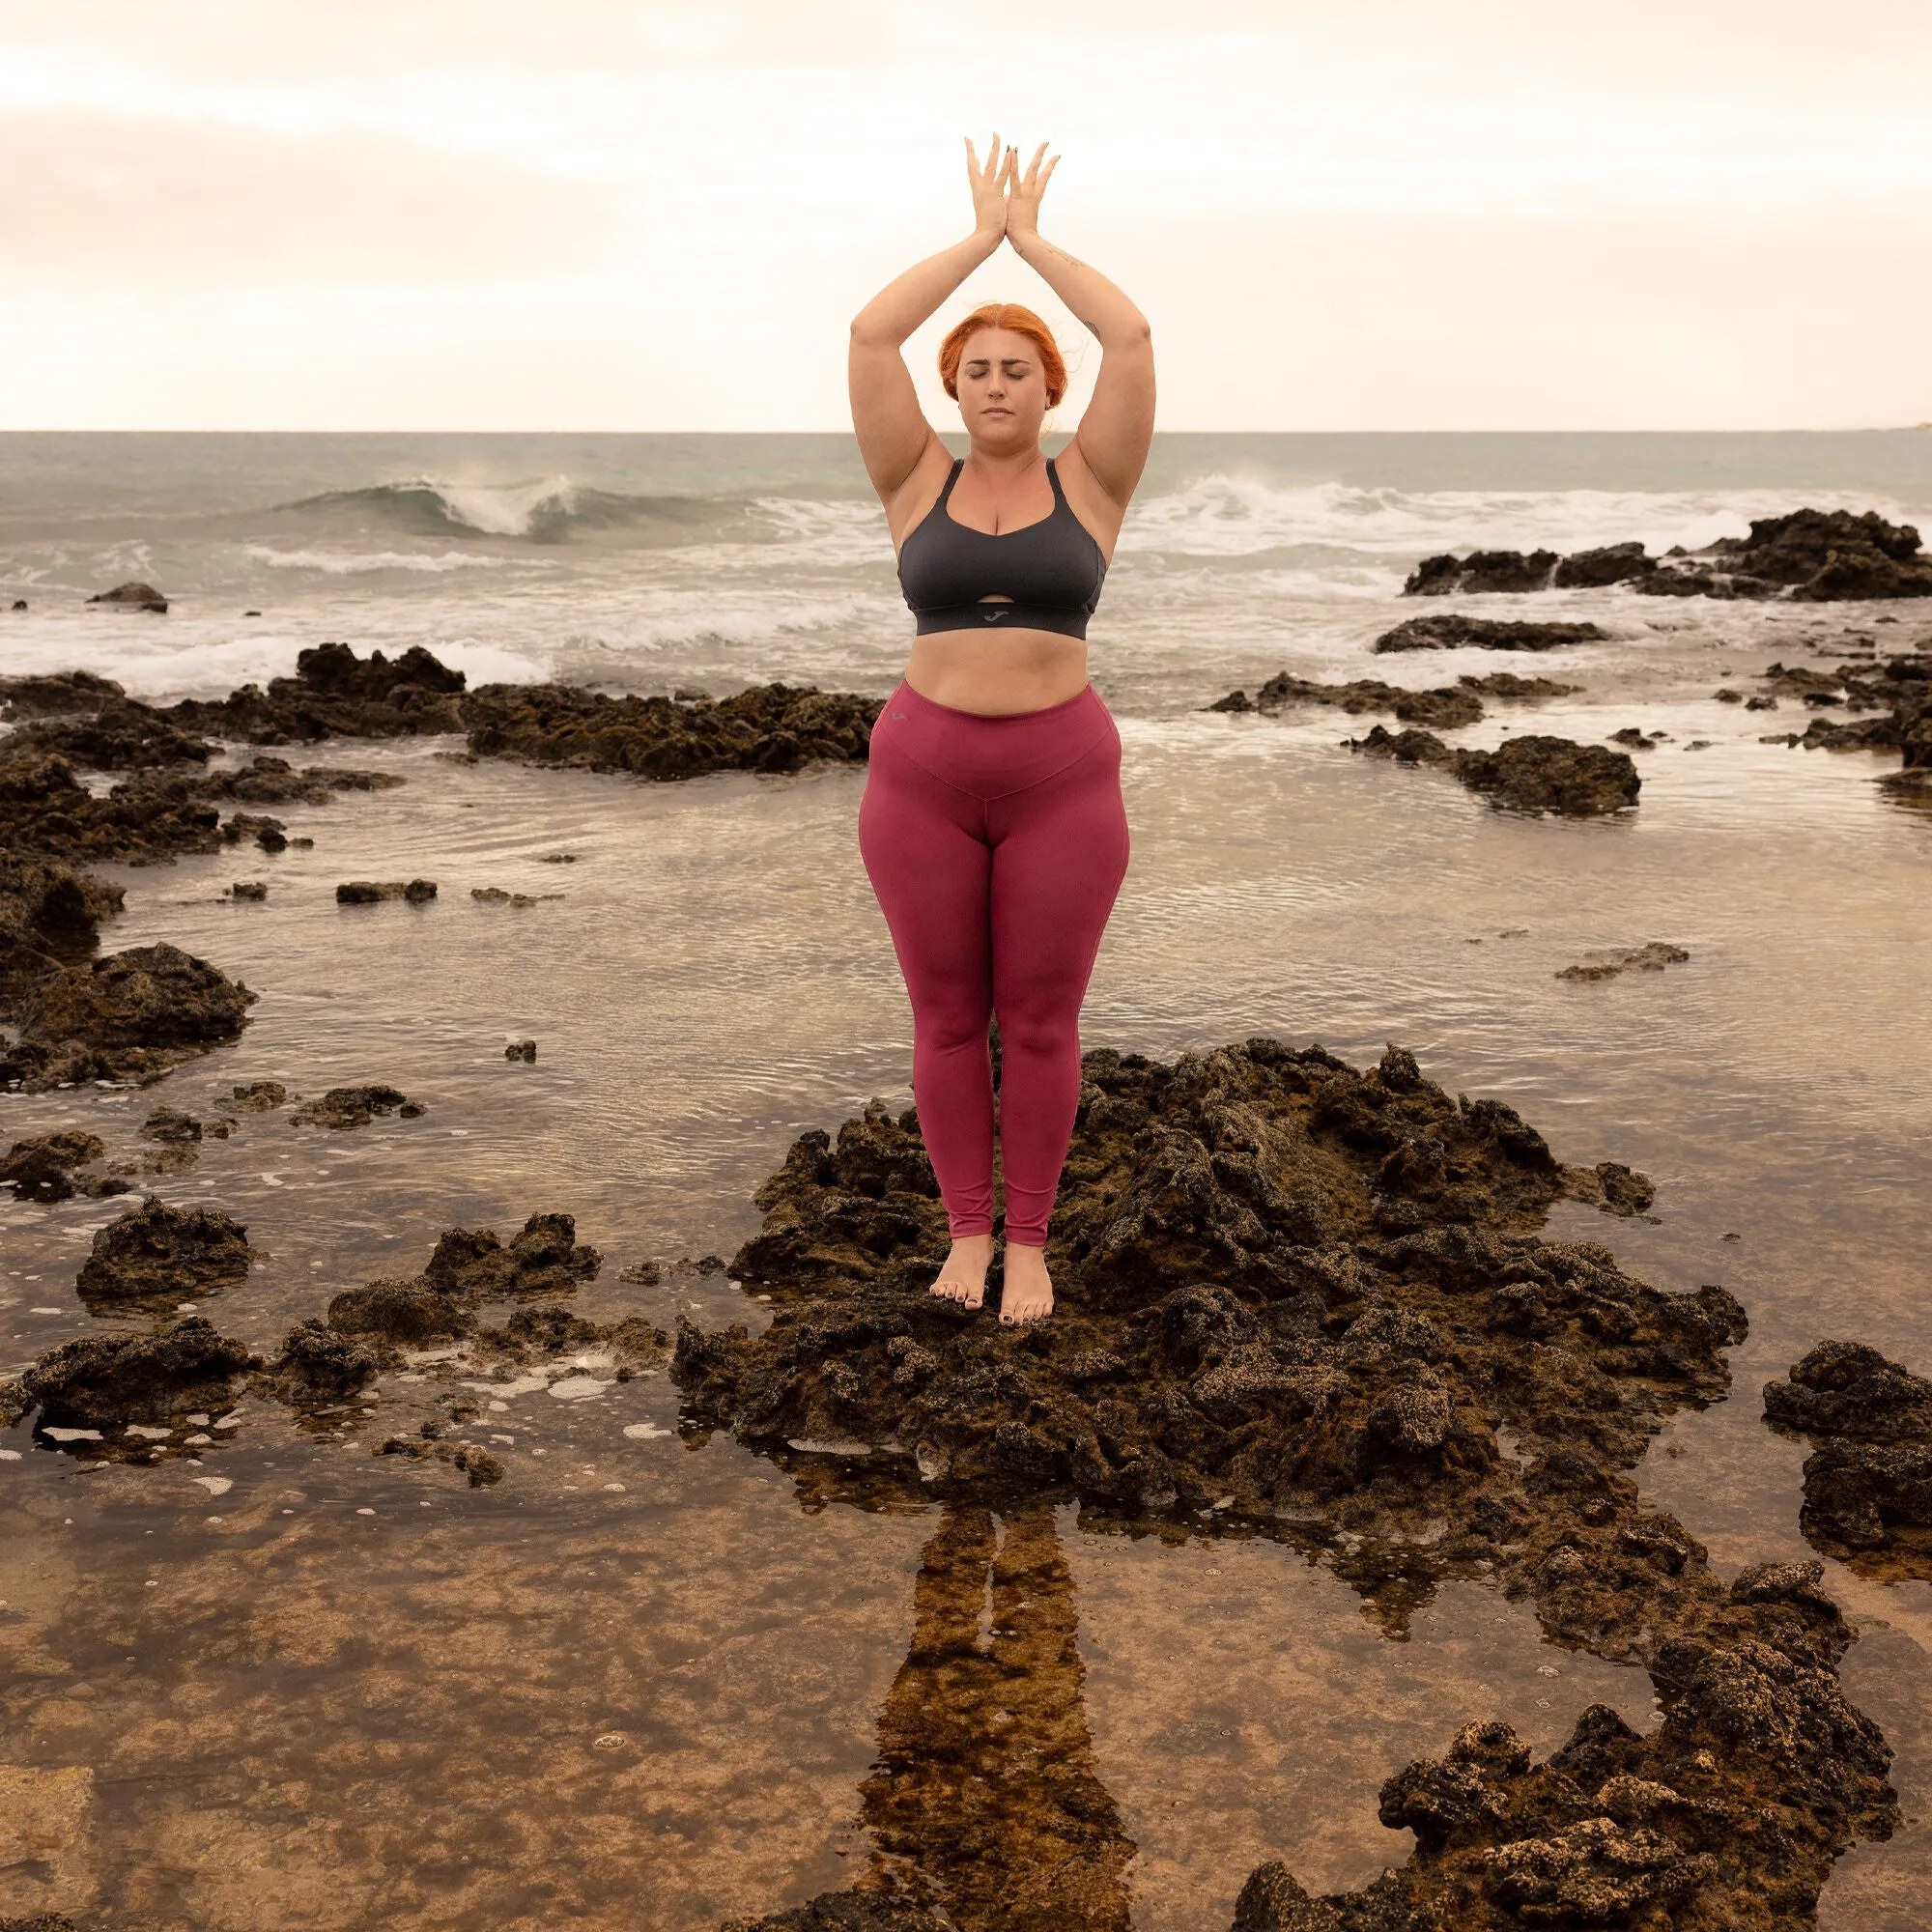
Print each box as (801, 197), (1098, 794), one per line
(5, 433), (1932, 1927)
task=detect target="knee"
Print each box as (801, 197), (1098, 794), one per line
(992, 1004), (1074, 1064)
(915, 999), (993, 1057)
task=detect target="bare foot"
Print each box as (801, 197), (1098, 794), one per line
(929, 1234), (992, 1311)
(999, 1241), (1054, 1326)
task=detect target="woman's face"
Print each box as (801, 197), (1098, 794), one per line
(954, 327), (1048, 451)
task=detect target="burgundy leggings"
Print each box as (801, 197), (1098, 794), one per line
(858, 680), (1129, 1246)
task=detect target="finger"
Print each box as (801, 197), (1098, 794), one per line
(965, 135), (980, 178)
(1028, 140), (1049, 187)
(1037, 154), (1060, 196)
(986, 131), (1003, 183)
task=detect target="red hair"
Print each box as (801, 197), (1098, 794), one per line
(939, 303), (1066, 409)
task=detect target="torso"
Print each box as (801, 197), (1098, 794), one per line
(888, 442), (1126, 716)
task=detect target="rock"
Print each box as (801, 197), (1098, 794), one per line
(266, 1319), (384, 1401)
(721, 1898), (955, 1932)
(0, 706), (213, 771)
(0, 1131), (112, 1203)
(1553, 541), (1657, 588)
(0, 670), (128, 716)
(161, 642), (467, 744)
(139, 1107), (203, 1144)
(505, 1038), (537, 1062)
(1375, 615), (1607, 654)
(74, 1195), (252, 1309)
(1459, 672), (1582, 700)
(23, 1317), (260, 1431)
(220, 812), (287, 851)
(1355, 727), (1640, 816)
(470, 887), (560, 905)
(231, 1080), (287, 1112)
(0, 853), (124, 992)
(289, 1084), (424, 1128)
(86, 581), (168, 612)
(1209, 672), (1485, 729)
(422, 1212), (602, 1300)
(1764, 1343), (1932, 1579)
(334, 879), (437, 904)
(326, 1277), (473, 1347)
(230, 880), (268, 900)
(1556, 944), (1690, 982)
(373, 1435), (506, 1488)
(1404, 550), (1559, 595)
(675, 1039), (1737, 1521)
(4, 941), (256, 1091)
(460, 679), (882, 781)
(198, 755), (407, 807)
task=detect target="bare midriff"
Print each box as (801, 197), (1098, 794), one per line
(903, 622), (1091, 715)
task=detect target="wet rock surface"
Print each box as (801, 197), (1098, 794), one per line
(0, 1130), (118, 1203)
(1764, 1341), (1932, 1580)
(1405, 508), (1932, 604)
(1748, 652), (1932, 771)
(1354, 729), (1642, 817)
(1, 941), (257, 1091)
(1374, 616), (1608, 654)
(289, 1083), (426, 1128)
(162, 641), (467, 743)
(334, 878), (437, 904)
(73, 1194), (253, 1310)
(681, 1042), (1896, 1931)
(86, 581), (168, 612)
(1210, 669), (1586, 732)
(0, 855), (124, 992)
(23, 1317), (260, 1431)
(1556, 944), (1690, 983)
(459, 679), (882, 780)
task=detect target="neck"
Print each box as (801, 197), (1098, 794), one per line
(964, 442), (1045, 483)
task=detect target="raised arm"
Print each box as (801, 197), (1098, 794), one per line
(849, 137), (1009, 516)
(1004, 145), (1155, 509)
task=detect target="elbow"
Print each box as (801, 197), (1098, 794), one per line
(850, 316), (894, 350)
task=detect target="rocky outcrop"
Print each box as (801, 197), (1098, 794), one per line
(334, 879), (437, 904)
(1404, 510), (1932, 603)
(86, 581), (168, 612)
(676, 1043), (1894, 1932)
(460, 680), (882, 781)
(1764, 1341), (1932, 1580)
(74, 1195), (253, 1310)
(1375, 616), (1607, 654)
(0, 854), (124, 991)
(1750, 654), (1932, 768)
(0, 1131), (120, 1204)
(1354, 728), (1641, 817)
(1, 941), (256, 1091)
(24, 1318), (260, 1430)
(161, 641), (466, 743)
(1557, 944), (1690, 983)
(289, 1084), (426, 1128)
(1211, 669), (1584, 731)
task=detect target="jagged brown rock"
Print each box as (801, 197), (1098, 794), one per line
(1209, 674), (1485, 730)
(2, 941), (256, 1091)
(460, 679), (882, 780)
(289, 1084), (425, 1128)
(74, 1194), (253, 1310)
(266, 1318), (385, 1402)
(161, 640), (466, 743)
(1375, 616), (1607, 654)
(1354, 727), (1641, 817)
(1764, 1342), (1932, 1580)
(1405, 510), (1932, 604)
(86, 581), (168, 612)
(23, 1317), (260, 1430)
(0, 853), (124, 991)
(1556, 944), (1690, 983)
(0, 1131), (117, 1204)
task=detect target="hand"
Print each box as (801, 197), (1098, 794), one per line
(1005, 141), (1059, 242)
(965, 133), (1009, 240)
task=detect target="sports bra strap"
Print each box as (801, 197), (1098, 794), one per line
(935, 458), (964, 506)
(1044, 456), (1067, 508)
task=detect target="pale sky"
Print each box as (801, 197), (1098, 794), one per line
(4, 0), (1929, 432)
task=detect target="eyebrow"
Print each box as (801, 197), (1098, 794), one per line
(964, 356), (1034, 369)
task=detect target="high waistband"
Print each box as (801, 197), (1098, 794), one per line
(871, 680), (1116, 800)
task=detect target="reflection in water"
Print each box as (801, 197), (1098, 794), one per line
(751, 1504), (1134, 1932)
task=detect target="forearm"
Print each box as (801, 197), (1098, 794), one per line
(1008, 229), (1149, 345)
(851, 230), (1002, 346)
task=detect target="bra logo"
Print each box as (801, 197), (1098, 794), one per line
(981, 608), (1009, 623)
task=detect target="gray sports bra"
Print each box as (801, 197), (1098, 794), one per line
(895, 458), (1107, 639)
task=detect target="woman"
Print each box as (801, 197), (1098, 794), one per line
(849, 136), (1155, 1326)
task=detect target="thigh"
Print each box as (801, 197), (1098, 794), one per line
(859, 737), (996, 1012)
(987, 733), (1130, 1011)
